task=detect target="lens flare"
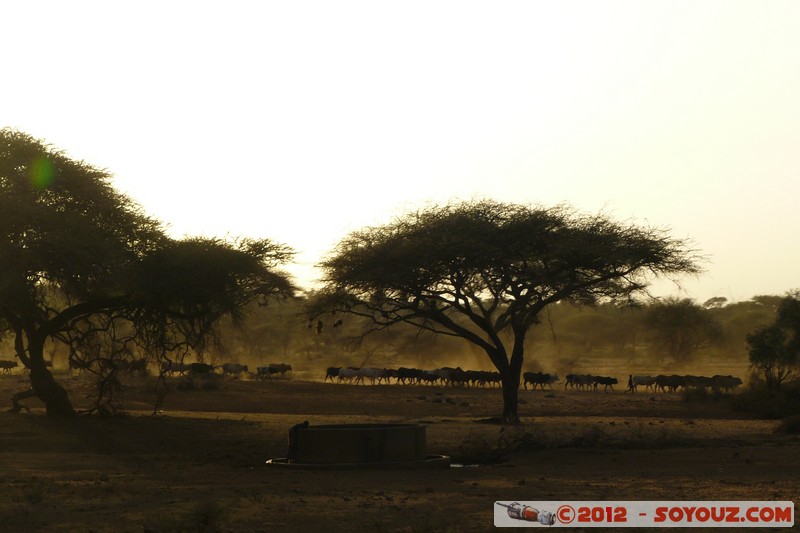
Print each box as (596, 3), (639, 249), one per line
(29, 156), (56, 188)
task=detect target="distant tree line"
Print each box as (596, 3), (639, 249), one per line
(201, 292), (782, 372)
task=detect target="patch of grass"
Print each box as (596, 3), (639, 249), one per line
(681, 387), (723, 402)
(175, 376), (223, 392)
(190, 500), (225, 532)
(621, 421), (691, 449)
(570, 426), (609, 447)
(451, 430), (508, 464)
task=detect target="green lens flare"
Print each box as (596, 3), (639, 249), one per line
(29, 156), (56, 188)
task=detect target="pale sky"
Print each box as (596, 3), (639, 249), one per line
(3, 1), (799, 303)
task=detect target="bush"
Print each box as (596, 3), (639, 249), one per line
(731, 380), (800, 419)
(775, 414), (800, 435)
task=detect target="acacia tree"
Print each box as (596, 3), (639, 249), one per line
(0, 129), (296, 416)
(315, 201), (701, 424)
(747, 290), (800, 390)
(644, 297), (723, 364)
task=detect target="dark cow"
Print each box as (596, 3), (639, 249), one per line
(396, 367), (421, 385)
(221, 363), (248, 377)
(463, 370), (482, 388)
(684, 375), (714, 390)
(565, 374), (594, 391)
(417, 370), (439, 385)
(592, 376), (618, 392)
(655, 374), (685, 392)
(324, 367), (341, 383)
(480, 371), (501, 388)
(434, 367), (466, 386)
(0, 360), (18, 374)
(69, 357), (93, 375)
(712, 375), (743, 393)
(190, 362), (215, 374)
(129, 358), (148, 376)
(160, 360), (191, 375)
(269, 363), (292, 377)
(523, 372), (560, 390)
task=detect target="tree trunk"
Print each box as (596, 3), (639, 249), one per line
(500, 371), (521, 425)
(499, 328), (526, 425)
(23, 337), (77, 417)
(30, 366), (77, 417)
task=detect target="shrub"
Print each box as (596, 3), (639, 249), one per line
(775, 414), (800, 435)
(731, 380), (800, 419)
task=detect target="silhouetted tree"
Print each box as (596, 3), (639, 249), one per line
(747, 290), (800, 389)
(314, 200), (702, 423)
(644, 297), (723, 363)
(702, 296), (728, 309)
(0, 129), (296, 416)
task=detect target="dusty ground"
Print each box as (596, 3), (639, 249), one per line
(0, 373), (798, 532)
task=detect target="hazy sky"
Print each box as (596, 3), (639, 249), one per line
(3, 1), (799, 302)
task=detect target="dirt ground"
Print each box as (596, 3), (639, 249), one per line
(0, 373), (798, 532)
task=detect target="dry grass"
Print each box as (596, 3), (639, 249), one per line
(0, 375), (798, 532)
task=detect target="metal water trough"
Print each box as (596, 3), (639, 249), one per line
(266, 423), (450, 469)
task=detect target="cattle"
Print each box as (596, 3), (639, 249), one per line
(480, 371), (501, 388)
(418, 370), (439, 385)
(69, 357), (93, 375)
(396, 367), (420, 385)
(683, 375), (714, 390)
(0, 360), (18, 374)
(353, 367), (376, 385)
(463, 370), (482, 387)
(434, 367), (466, 386)
(160, 361), (191, 375)
(382, 368), (399, 384)
(129, 358), (148, 376)
(110, 358), (147, 375)
(337, 367), (360, 383)
(354, 367), (394, 385)
(655, 374), (685, 393)
(221, 363), (248, 377)
(523, 372), (560, 390)
(712, 375), (743, 393)
(324, 367), (341, 383)
(565, 374), (594, 391)
(450, 368), (468, 386)
(190, 362), (215, 374)
(268, 363), (292, 377)
(592, 376), (619, 392)
(257, 363), (293, 380)
(627, 375), (657, 393)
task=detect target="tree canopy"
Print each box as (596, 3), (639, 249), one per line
(747, 290), (800, 389)
(645, 297), (723, 363)
(316, 200), (703, 423)
(0, 129), (296, 416)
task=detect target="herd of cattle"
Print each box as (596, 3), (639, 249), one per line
(0, 358), (293, 380)
(322, 366), (744, 394)
(626, 374), (743, 393)
(0, 358), (744, 394)
(159, 361), (292, 380)
(325, 366), (505, 387)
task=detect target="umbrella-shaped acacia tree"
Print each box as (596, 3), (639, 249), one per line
(316, 200), (702, 424)
(0, 129), (296, 416)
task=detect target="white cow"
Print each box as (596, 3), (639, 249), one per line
(627, 375), (657, 393)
